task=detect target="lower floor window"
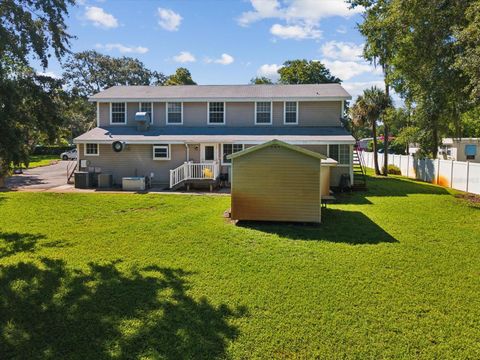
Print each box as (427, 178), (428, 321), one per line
(153, 144), (170, 160)
(222, 144), (244, 164)
(85, 143), (99, 155)
(329, 144), (350, 164)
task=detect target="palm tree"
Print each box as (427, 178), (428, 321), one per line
(350, 86), (392, 175)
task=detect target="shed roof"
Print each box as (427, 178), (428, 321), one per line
(73, 126), (356, 145)
(89, 84), (351, 101)
(228, 140), (327, 160)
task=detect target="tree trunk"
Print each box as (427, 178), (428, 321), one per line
(432, 125), (438, 159)
(383, 82), (390, 176)
(372, 122), (380, 175)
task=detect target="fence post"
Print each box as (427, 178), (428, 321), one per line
(436, 158), (440, 185)
(466, 161), (470, 193)
(406, 156), (409, 178)
(450, 160), (454, 188)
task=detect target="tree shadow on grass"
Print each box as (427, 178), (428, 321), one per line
(0, 258), (246, 359)
(0, 232), (69, 259)
(237, 208), (397, 245)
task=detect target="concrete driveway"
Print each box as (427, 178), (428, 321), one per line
(6, 161), (76, 191)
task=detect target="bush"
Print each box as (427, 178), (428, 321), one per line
(33, 145), (74, 155)
(382, 165), (402, 175)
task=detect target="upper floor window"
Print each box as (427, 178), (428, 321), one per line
(111, 102), (126, 124)
(222, 144), (244, 164)
(139, 102), (153, 123)
(284, 101), (298, 124)
(167, 102), (182, 124)
(255, 102), (272, 125)
(329, 144), (350, 165)
(208, 102), (225, 124)
(85, 143), (99, 156)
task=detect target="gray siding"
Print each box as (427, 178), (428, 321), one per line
(225, 102), (254, 126)
(78, 143), (187, 187)
(272, 102), (284, 126)
(97, 100), (343, 127)
(183, 102), (207, 126)
(299, 101), (342, 126)
(231, 145), (321, 223)
(98, 103), (110, 126)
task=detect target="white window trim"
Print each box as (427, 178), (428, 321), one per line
(283, 101), (298, 125)
(165, 102), (183, 125)
(255, 101), (273, 125)
(84, 143), (99, 156)
(109, 102), (127, 125)
(152, 144), (171, 160)
(221, 143), (244, 166)
(328, 144), (351, 167)
(138, 102), (154, 124)
(207, 101), (226, 125)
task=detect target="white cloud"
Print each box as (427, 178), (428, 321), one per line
(238, 0), (362, 26)
(173, 51), (196, 63)
(321, 59), (379, 81)
(37, 71), (60, 79)
(257, 63), (283, 81)
(95, 43), (149, 54)
(270, 23), (321, 40)
(206, 53), (235, 65)
(157, 8), (182, 31)
(336, 25), (347, 34)
(84, 6), (118, 28)
(321, 41), (364, 61)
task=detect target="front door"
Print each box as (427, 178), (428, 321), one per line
(201, 144), (218, 163)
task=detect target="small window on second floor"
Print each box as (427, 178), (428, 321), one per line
(329, 144), (350, 165)
(208, 102), (225, 124)
(255, 102), (272, 124)
(139, 102), (153, 123)
(167, 102), (182, 124)
(284, 101), (298, 124)
(111, 102), (126, 124)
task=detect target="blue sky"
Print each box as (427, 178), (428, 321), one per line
(40, 0), (386, 99)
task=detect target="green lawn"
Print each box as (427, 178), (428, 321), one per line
(21, 155), (59, 169)
(0, 175), (479, 359)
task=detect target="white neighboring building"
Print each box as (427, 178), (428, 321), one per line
(440, 138), (480, 162)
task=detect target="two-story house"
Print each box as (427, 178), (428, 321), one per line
(74, 84), (355, 189)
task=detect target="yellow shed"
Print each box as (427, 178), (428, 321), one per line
(228, 140), (326, 223)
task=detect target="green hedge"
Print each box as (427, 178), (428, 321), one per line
(33, 145), (75, 155)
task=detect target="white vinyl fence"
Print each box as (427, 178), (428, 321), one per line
(360, 151), (480, 195)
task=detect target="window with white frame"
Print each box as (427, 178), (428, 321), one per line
(208, 102), (225, 124)
(284, 101), (297, 124)
(153, 144), (170, 160)
(222, 144), (244, 164)
(167, 102), (182, 124)
(255, 102), (272, 124)
(139, 102), (153, 123)
(329, 144), (350, 165)
(85, 143), (99, 156)
(111, 102), (126, 124)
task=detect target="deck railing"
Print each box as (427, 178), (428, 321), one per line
(170, 161), (220, 188)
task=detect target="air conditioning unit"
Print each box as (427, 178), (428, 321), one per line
(122, 177), (146, 191)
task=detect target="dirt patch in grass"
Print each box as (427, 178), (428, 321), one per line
(455, 193), (480, 205)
